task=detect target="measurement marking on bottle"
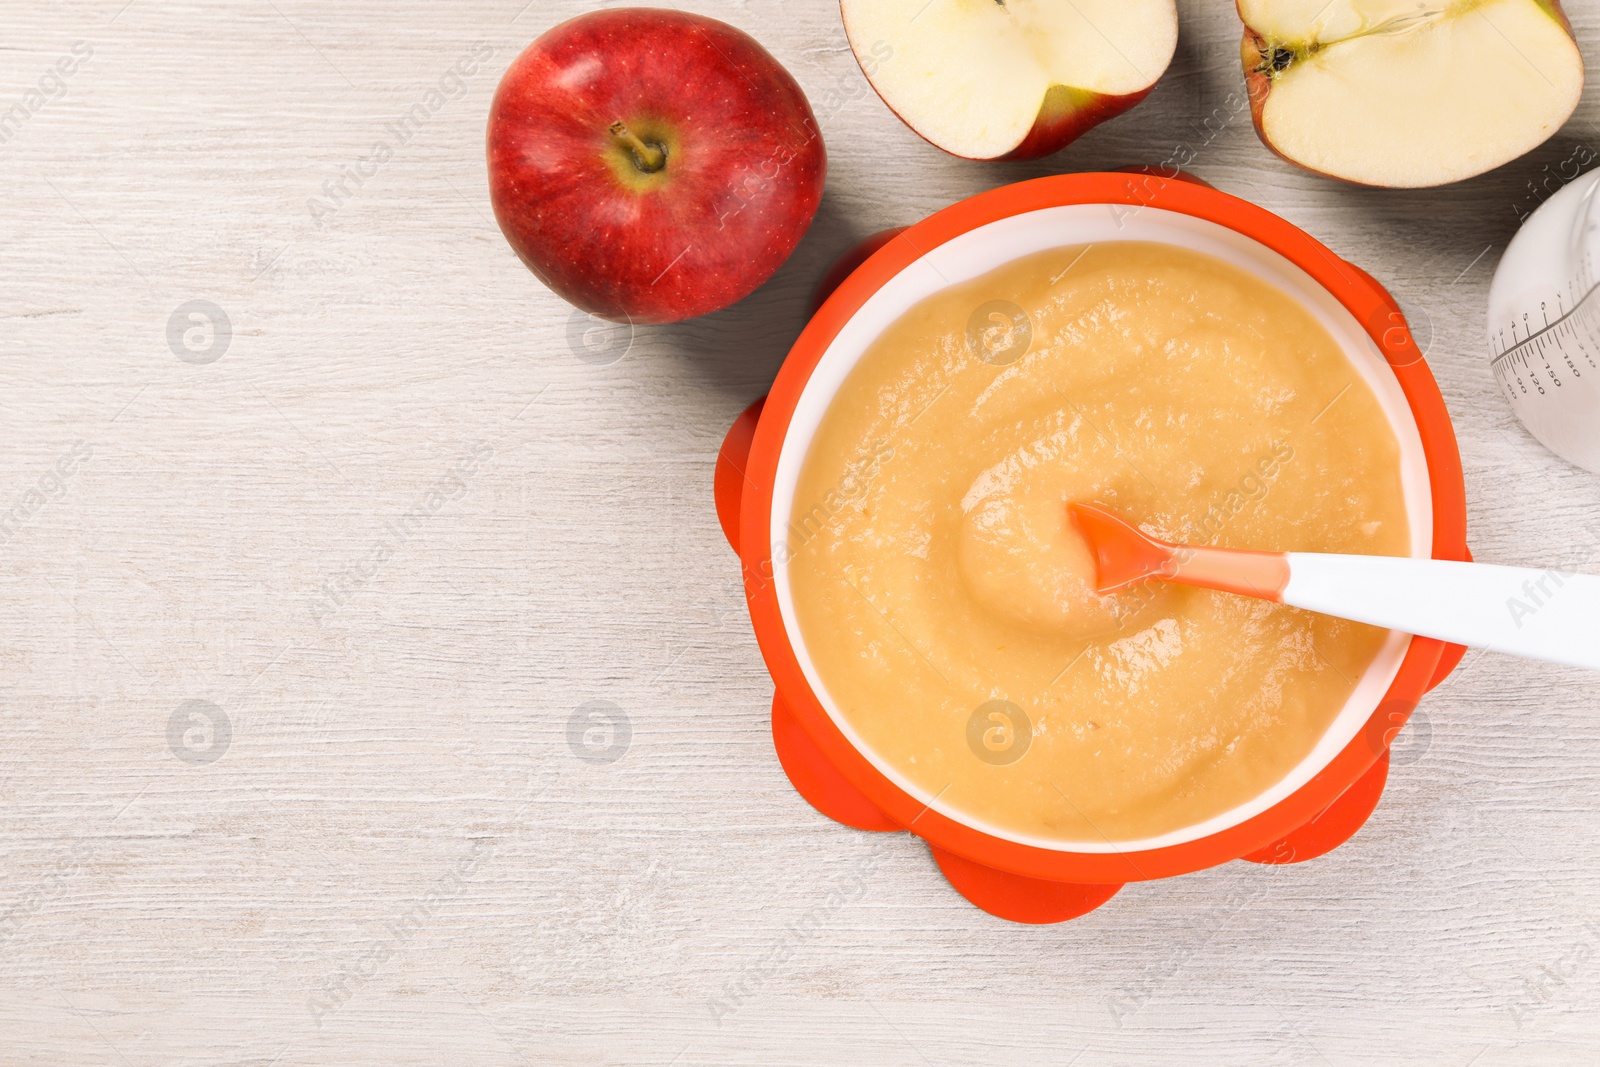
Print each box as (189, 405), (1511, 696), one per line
(1492, 279), (1600, 367)
(1493, 280), (1600, 401)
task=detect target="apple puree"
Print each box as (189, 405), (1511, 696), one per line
(787, 242), (1409, 843)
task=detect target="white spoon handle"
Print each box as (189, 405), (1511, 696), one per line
(1284, 554), (1600, 671)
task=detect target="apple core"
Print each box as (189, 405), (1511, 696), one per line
(608, 121), (667, 174)
(1240, 0), (1584, 186)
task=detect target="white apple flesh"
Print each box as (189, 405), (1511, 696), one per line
(840, 0), (1178, 161)
(1240, 0), (1584, 187)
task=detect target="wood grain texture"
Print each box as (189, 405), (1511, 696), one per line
(3, 0), (1600, 1063)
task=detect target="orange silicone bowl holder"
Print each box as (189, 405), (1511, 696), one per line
(715, 173), (1470, 924)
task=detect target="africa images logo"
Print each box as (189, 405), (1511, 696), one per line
(307, 43), (494, 228)
(309, 443), (494, 624)
(0, 41), (92, 146)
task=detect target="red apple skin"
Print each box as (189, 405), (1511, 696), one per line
(1238, 27), (1307, 177)
(841, 2), (1159, 163)
(1238, 25), (1383, 185)
(861, 78), (1153, 162)
(487, 9), (826, 324)
(1537, 0), (1578, 35)
(1236, 20), (1371, 187)
(1001, 85), (1155, 162)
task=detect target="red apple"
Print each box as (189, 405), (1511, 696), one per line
(487, 8), (827, 324)
(840, 0), (1178, 161)
(1238, 0), (1584, 187)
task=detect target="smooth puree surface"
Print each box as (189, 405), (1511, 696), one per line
(787, 242), (1409, 843)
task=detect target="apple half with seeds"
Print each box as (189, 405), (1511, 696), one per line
(840, 0), (1178, 161)
(1240, 0), (1585, 187)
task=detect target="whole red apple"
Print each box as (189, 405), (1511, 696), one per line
(487, 8), (826, 324)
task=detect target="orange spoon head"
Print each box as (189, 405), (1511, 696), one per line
(1068, 503), (1178, 595)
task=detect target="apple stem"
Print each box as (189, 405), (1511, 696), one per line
(609, 121), (667, 174)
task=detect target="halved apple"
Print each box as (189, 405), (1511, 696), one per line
(840, 0), (1178, 161)
(1240, 0), (1585, 187)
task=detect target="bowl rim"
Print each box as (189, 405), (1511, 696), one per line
(737, 172), (1468, 884)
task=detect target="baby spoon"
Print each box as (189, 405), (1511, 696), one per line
(1068, 503), (1600, 672)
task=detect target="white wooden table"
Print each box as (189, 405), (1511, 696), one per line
(4, 1), (1600, 1063)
